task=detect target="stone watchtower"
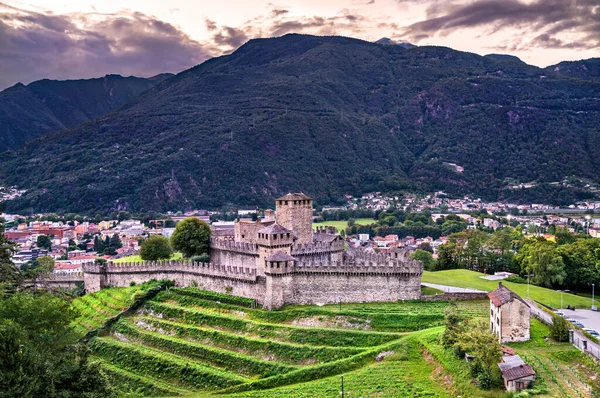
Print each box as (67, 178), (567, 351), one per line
(275, 193), (313, 244)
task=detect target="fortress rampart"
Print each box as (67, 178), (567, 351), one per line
(57, 193), (423, 309)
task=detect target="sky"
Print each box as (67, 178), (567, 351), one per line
(1, 0), (599, 90)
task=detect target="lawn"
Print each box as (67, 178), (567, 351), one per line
(422, 269), (592, 309)
(114, 252), (183, 263)
(313, 218), (376, 231)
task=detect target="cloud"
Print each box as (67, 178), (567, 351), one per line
(212, 26), (250, 48)
(271, 9), (289, 17)
(400, 0), (600, 50)
(0, 3), (213, 90)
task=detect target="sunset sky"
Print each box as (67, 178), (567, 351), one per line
(1, 0), (598, 89)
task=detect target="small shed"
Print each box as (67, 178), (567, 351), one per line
(498, 355), (536, 392)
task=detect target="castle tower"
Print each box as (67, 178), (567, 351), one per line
(256, 223), (293, 275)
(275, 193), (313, 244)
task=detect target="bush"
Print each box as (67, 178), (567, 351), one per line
(549, 315), (570, 342)
(191, 253), (210, 263)
(505, 276), (527, 284)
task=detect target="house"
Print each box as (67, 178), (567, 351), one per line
(499, 355), (536, 392)
(489, 282), (530, 343)
(54, 261), (82, 274)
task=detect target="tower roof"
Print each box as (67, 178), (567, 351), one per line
(265, 251), (296, 262)
(277, 193), (312, 201)
(258, 223), (292, 235)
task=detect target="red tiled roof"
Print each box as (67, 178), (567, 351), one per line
(500, 364), (535, 381)
(488, 283), (529, 307)
(54, 262), (82, 270)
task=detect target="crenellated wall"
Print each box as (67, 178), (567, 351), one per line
(71, 244), (423, 309)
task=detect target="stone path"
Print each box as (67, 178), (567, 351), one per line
(421, 282), (487, 293)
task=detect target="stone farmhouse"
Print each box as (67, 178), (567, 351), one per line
(77, 193), (423, 309)
(489, 282), (531, 343)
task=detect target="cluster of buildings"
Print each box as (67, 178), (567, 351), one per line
(341, 191), (600, 214)
(349, 233), (448, 254)
(0, 186), (25, 202)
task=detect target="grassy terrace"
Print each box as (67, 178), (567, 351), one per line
(70, 281), (161, 336)
(423, 269), (593, 309)
(75, 285), (600, 397)
(312, 218), (376, 231)
(114, 252), (183, 263)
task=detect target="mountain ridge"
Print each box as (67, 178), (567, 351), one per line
(1, 34), (599, 213)
(0, 73), (173, 151)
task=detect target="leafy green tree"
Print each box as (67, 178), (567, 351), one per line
(0, 292), (113, 397)
(347, 218), (356, 227)
(454, 321), (502, 390)
(516, 238), (566, 287)
(411, 249), (436, 271)
(170, 218), (211, 258)
(36, 235), (52, 250)
(140, 235), (173, 261)
(440, 303), (465, 348)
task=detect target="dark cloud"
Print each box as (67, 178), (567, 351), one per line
(271, 9), (289, 17)
(205, 19), (217, 31)
(401, 0), (600, 50)
(0, 3), (212, 90)
(212, 26), (250, 48)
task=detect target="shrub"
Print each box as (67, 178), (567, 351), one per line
(549, 315), (570, 342)
(505, 276), (527, 284)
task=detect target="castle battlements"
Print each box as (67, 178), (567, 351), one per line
(83, 260), (258, 282)
(210, 237), (259, 255)
(46, 272), (84, 281)
(291, 240), (344, 255)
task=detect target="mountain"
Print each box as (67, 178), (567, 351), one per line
(1, 34), (599, 214)
(374, 37), (416, 48)
(545, 58), (600, 82)
(0, 74), (173, 151)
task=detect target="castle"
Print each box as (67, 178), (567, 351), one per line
(78, 193), (422, 309)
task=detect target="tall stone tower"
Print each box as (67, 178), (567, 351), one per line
(275, 193), (313, 244)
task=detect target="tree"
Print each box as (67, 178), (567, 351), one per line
(117, 211), (131, 222)
(347, 218), (356, 227)
(170, 218), (211, 258)
(0, 292), (113, 396)
(140, 235), (173, 261)
(36, 235), (52, 251)
(516, 238), (566, 287)
(411, 249), (436, 271)
(440, 303), (465, 348)
(454, 320), (502, 389)
(549, 315), (570, 342)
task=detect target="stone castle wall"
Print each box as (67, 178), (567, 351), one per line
(79, 253), (422, 309)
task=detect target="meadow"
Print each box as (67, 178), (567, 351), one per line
(114, 252), (183, 263)
(312, 218), (376, 231)
(423, 269), (593, 309)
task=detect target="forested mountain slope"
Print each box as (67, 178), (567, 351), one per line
(0, 74), (172, 151)
(2, 34), (599, 213)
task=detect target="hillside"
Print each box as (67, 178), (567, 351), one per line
(546, 58), (600, 82)
(1, 34), (599, 213)
(0, 74), (172, 151)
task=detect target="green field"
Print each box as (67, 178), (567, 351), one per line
(114, 252), (183, 263)
(73, 284), (600, 397)
(312, 218), (376, 231)
(422, 269), (593, 309)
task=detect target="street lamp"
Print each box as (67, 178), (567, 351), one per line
(526, 274), (534, 299)
(507, 214), (511, 228)
(558, 290), (570, 310)
(592, 284), (596, 310)
(338, 296), (343, 312)
(586, 215), (591, 235)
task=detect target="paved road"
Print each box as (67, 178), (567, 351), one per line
(421, 282), (487, 293)
(526, 299), (600, 360)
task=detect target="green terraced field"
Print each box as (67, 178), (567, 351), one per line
(75, 286), (599, 397)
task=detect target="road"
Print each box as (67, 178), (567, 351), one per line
(526, 299), (600, 360)
(421, 282), (487, 293)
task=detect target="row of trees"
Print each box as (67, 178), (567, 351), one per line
(429, 227), (600, 292)
(139, 218), (211, 261)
